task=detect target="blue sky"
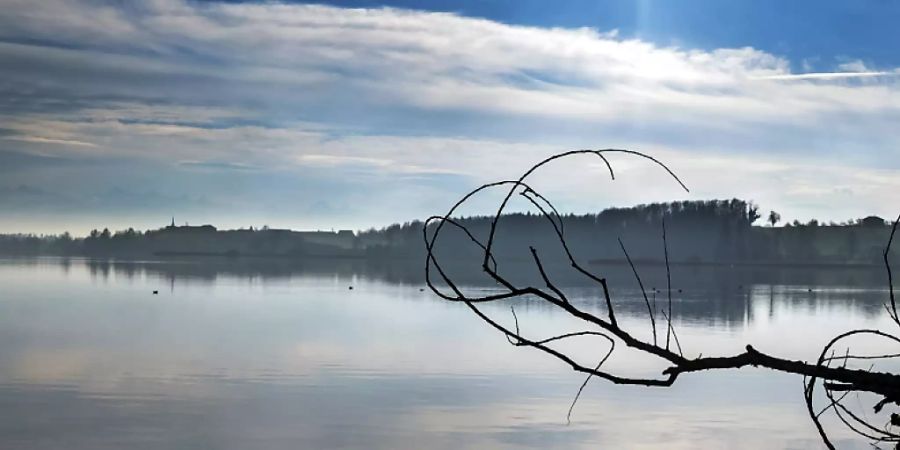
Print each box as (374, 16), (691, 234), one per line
(1, 0), (899, 234)
(270, 0), (900, 69)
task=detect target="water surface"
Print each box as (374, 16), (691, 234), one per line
(0, 257), (896, 449)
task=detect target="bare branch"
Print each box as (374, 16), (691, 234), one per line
(424, 149), (900, 449)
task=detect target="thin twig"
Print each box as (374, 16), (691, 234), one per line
(663, 218), (673, 351)
(619, 237), (657, 346)
(886, 214), (900, 326)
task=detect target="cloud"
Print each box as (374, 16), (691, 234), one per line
(177, 160), (259, 171)
(2, 135), (97, 147)
(0, 0), (899, 231)
(837, 59), (871, 72)
(757, 71), (897, 81)
(3, 1), (900, 132)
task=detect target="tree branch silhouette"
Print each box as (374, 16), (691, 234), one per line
(424, 149), (900, 449)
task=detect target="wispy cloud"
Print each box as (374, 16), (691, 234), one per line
(2, 135), (97, 147)
(177, 160), (259, 171)
(757, 71), (897, 81)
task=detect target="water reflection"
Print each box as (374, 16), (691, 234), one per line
(64, 256), (896, 324)
(0, 257), (894, 449)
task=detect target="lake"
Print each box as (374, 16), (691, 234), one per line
(0, 257), (896, 449)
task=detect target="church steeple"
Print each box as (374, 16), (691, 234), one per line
(168, 217), (175, 229)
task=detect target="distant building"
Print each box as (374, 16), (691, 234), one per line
(860, 216), (886, 227)
(163, 217), (217, 233)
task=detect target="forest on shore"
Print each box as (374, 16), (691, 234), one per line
(0, 199), (896, 267)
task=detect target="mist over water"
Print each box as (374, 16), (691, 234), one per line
(0, 257), (894, 449)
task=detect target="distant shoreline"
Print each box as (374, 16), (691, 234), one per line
(0, 252), (885, 271)
(587, 258), (884, 269)
(152, 250), (367, 260)
(2, 199), (896, 270)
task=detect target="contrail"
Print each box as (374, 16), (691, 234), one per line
(757, 71), (896, 81)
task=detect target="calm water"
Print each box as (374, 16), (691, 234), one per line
(0, 257), (896, 449)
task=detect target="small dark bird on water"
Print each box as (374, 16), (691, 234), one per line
(348, 286), (354, 290)
(152, 290), (158, 295)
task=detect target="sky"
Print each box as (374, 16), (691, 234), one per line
(1, 0), (899, 235)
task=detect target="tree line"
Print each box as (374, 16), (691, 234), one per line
(0, 198), (894, 265)
(360, 198), (894, 265)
